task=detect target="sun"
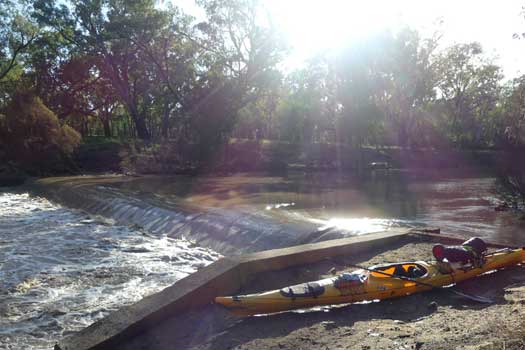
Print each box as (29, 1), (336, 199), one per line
(263, 0), (402, 66)
(176, 0), (525, 77)
(261, 0), (525, 77)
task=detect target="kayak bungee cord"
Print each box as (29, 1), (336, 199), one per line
(346, 263), (494, 304)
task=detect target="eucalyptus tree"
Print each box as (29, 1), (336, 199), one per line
(434, 42), (503, 147)
(334, 33), (390, 148)
(0, 0), (38, 111)
(378, 28), (439, 147)
(0, 0), (38, 83)
(195, 0), (285, 105)
(500, 75), (525, 146)
(275, 56), (336, 143)
(180, 0), (286, 158)
(33, 0), (183, 140)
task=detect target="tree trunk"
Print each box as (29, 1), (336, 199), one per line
(102, 117), (111, 138)
(161, 101), (170, 139)
(129, 106), (150, 140)
(398, 119), (408, 148)
(80, 117), (88, 138)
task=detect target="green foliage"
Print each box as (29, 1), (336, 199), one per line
(434, 43), (503, 147)
(1, 0), (524, 175)
(500, 75), (525, 146)
(275, 57), (333, 143)
(59, 124), (82, 154)
(267, 29), (439, 149)
(1, 91), (81, 173)
(0, 0), (38, 82)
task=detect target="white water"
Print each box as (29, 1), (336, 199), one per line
(0, 192), (221, 350)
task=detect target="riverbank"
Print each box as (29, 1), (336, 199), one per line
(113, 240), (525, 350)
(10, 173), (524, 349)
(74, 138), (507, 176)
(1, 137), (512, 189)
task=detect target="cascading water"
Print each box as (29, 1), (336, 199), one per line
(0, 192), (221, 350)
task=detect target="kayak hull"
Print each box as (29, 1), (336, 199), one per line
(215, 248), (525, 316)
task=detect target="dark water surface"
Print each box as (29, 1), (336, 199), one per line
(106, 171), (525, 245)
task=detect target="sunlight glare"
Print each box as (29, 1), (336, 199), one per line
(311, 217), (391, 234)
(262, 0), (525, 77)
(176, 0), (525, 76)
(265, 0), (400, 65)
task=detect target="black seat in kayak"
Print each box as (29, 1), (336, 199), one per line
(280, 282), (325, 298)
(407, 265), (426, 278)
(394, 265), (405, 276)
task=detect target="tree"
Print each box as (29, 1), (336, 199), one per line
(0, 1), (38, 82)
(276, 56), (335, 143)
(1, 91), (81, 173)
(195, 0), (285, 107)
(334, 33), (390, 148)
(500, 75), (525, 146)
(434, 42), (503, 147)
(33, 0), (180, 140)
(180, 0), (286, 159)
(378, 28), (439, 147)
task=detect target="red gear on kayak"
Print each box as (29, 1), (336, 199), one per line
(432, 237), (487, 264)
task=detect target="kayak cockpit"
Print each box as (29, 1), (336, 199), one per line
(279, 282), (325, 298)
(370, 263), (428, 279)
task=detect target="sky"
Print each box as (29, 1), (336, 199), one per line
(177, 0), (525, 80)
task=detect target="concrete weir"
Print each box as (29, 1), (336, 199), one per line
(28, 176), (349, 255)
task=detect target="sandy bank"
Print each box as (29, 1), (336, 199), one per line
(114, 240), (525, 350)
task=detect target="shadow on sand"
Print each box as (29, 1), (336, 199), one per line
(117, 246), (525, 350)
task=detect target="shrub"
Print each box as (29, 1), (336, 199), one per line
(1, 91), (81, 173)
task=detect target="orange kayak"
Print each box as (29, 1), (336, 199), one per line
(215, 248), (525, 316)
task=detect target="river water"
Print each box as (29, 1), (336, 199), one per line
(107, 172), (525, 245)
(0, 192), (221, 350)
(1, 172), (524, 349)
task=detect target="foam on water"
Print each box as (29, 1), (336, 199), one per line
(0, 192), (221, 350)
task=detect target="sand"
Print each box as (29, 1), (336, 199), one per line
(119, 241), (525, 350)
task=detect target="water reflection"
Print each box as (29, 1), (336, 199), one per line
(265, 202), (296, 210)
(38, 172), (525, 253)
(309, 217), (401, 234)
(105, 172), (524, 245)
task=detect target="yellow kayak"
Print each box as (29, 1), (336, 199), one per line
(215, 248), (525, 316)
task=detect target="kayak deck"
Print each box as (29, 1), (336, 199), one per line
(215, 248), (525, 316)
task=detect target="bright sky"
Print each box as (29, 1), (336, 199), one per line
(177, 0), (525, 79)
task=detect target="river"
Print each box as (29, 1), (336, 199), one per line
(0, 192), (220, 350)
(1, 172), (523, 349)
(106, 171), (524, 245)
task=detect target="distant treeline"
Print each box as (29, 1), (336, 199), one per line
(1, 0), (525, 174)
